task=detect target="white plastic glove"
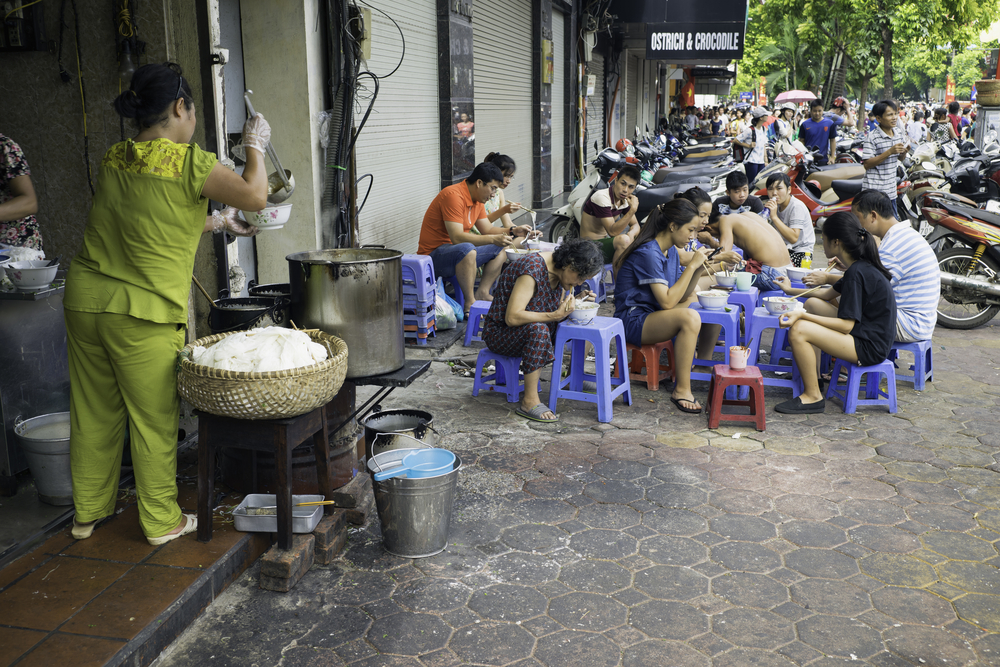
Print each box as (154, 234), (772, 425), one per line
(242, 113), (272, 155)
(211, 207), (259, 237)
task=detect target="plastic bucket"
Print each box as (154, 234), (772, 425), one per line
(368, 448), (461, 558)
(14, 412), (73, 505)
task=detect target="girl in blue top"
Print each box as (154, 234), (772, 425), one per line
(613, 197), (740, 413)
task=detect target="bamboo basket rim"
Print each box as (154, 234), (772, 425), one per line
(178, 329), (346, 380)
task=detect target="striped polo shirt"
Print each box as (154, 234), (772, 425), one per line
(862, 124), (904, 200)
(878, 222), (940, 340)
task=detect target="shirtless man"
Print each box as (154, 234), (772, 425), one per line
(703, 211), (793, 290)
(579, 164), (641, 267)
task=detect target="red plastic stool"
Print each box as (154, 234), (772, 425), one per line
(706, 365), (766, 431)
(626, 341), (675, 390)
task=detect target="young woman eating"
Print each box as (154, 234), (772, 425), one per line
(613, 198), (740, 414)
(772, 211), (896, 414)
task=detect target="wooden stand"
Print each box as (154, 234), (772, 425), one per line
(198, 407), (332, 550)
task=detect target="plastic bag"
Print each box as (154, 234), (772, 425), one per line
(435, 295), (457, 329)
(436, 278), (464, 322)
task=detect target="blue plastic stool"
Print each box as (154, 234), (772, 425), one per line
(472, 349), (537, 403)
(401, 254), (437, 302)
(726, 286), (758, 345)
(549, 316), (633, 423)
(688, 303), (740, 380)
(826, 358), (898, 414)
(445, 275), (465, 312)
(889, 340), (933, 391)
(603, 263), (615, 294)
(579, 276), (607, 303)
(464, 300), (491, 346)
(745, 307), (798, 392)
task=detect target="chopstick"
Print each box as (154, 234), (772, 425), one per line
(796, 284), (829, 298)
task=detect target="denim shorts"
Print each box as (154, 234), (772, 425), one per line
(752, 264), (789, 292)
(429, 243), (503, 279)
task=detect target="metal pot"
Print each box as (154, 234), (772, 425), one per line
(248, 282), (292, 299)
(287, 248), (403, 378)
(208, 296), (290, 334)
(362, 409), (438, 460)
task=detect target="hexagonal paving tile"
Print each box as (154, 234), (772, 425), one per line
(712, 542), (782, 573)
(936, 560), (1000, 595)
(628, 599), (708, 640)
(326, 571), (397, 606)
(391, 577), (471, 613)
(848, 525), (922, 553)
(534, 630), (620, 667)
(467, 583), (548, 622)
(839, 499), (907, 525)
(907, 504), (978, 531)
(500, 524), (568, 552)
(710, 489), (774, 515)
(591, 459), (654, 480)
(642, 508), (707, 536)
(796, 615), (882, 658)
(547, 591), (628, 632)
(779, 520), (848, 548)
(489, 552), (560, 584)
(711, 648), (797, 666)
(860, 553), (937, 587)
(639, 535), (707, 566)
(882, 625), (978, 666)
(954, 593), (1000, 633)
(772, 494), (838, 521)
(921, 530), (998, 561)
(870, 586), (957, 626)
(710, 515), (777, 542)
(448, 622), (535, 665)
(646, 483), (708, 508)
(583, 479), (645, 504)
(557, 559), (631, 595)
(713, 608), (795, 649)
(896, 481), (964, 505)
(522, 476), (585, 499)
(621, 640), (710, 667)
(634, 564), (708, 600)
(575, 503), (641, 530)
(712, 572), (788, 609)
(366, 612), (450, 656)
(784, 548), (859, 579)
(651, 463), (709, 485)
(569, 529), (638, 560)
(789, 579), (871, 616)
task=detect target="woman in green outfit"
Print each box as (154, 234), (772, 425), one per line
(65, 63), (269, 545)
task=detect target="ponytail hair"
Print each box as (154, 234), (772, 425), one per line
(113, 62), (193, 129)
(822, 211), (892, 281)
(484, 152), (516, 175)
(613, 199), (699, 274)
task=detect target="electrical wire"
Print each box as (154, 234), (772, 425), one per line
(344, 70), (379, 162)
(353, 0), (404, 78)
(56, 0), (93, 194)
(4, 0), (44, 21)
(355, 173), (373, 216)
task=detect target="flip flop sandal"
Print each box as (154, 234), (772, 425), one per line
(147, 513), (198, 546)
(670, 396), (703, 414)
(516, 404), (559, 423)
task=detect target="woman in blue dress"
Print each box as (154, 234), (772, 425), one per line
(613, 199), (739, 414)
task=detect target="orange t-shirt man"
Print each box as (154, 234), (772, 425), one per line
(417, 181), (486, 255)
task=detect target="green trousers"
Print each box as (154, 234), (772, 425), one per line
(65, 310), (185, 538)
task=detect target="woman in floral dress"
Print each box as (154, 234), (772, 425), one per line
(482, 239), (603, 423)
(0, 133), (42, 250)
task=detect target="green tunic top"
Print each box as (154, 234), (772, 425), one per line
(65, 139), (216, 324)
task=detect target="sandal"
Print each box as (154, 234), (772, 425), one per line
(516, 404), (559, 423)
(670, 395), (703, 414)
(72, 516), (105, 540)
(774, 397), (826, 414)
(147, 514), (198, 546)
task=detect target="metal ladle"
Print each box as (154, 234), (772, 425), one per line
(244, 90), (295, 204)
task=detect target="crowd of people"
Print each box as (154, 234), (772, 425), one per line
(417, 112), (940, 420)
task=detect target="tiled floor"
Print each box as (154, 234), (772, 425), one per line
(0, 478), (269, 667)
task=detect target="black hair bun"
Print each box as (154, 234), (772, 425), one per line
(113, 89), (142, 119)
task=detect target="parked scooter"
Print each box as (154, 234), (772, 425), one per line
(921, 192), (1000, 329)
(545, 148), (725, 242)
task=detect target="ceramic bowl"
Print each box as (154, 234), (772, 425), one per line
(4, 260), (57, 291)
(763, 296), (803, 315)
(239, 203), (292, 230)
(697, 290), (729, 310)
(505, 248), (536, 262)
(714, 273), (737, 287)
(567, 301), (599, 324)
(526, 239), (542, 251)
(786, 267), (811, 282)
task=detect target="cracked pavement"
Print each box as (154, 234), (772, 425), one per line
(154, 311), (1000, 667)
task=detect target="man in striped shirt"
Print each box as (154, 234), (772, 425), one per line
(862, 100), (908, 220)
(852, 190), (939, 341)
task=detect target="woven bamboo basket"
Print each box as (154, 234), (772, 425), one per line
(177, 330), (348, 420)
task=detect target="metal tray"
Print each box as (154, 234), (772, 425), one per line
(232, 493), (324, 533)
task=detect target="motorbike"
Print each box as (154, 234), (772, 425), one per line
(545, 148), (725, 243)
(921, 192), (1000, 329)
(752, 145), (867, 224)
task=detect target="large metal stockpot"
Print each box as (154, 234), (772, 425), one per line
(287, 248), (404, 379)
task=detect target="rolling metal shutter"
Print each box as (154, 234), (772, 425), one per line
(585, 52), (605, 158)
(625, 53), (639, 141)
(354, 0), (440, 252)
(473, 0), (532, 212)
(551, 10), (565, 197)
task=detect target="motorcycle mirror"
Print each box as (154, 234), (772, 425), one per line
(594, 140), (599, 152)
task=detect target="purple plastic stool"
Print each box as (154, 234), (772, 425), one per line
(464, 300), (490, 346)
(725, 286), (758, 345)
(826, 358), (898, 414)
(549, 316), (633, 423)
(889, 339), (933, 391)
(579, 275), (606, 303)
(688, 303), (741, 383)
(472, 348), (538, 403)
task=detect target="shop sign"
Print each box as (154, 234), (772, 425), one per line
(646, 22), (745, 60)
(739, 91), (753, 102)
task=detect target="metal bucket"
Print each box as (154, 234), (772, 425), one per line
(14, 412), (73, 506)
(361, 409), (437, 461)
(287, 248), (404, 379)
(368, 448), (460, 558)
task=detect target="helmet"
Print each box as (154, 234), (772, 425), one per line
(594, 148), (625, 178)
(615, 138), (635, 156)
